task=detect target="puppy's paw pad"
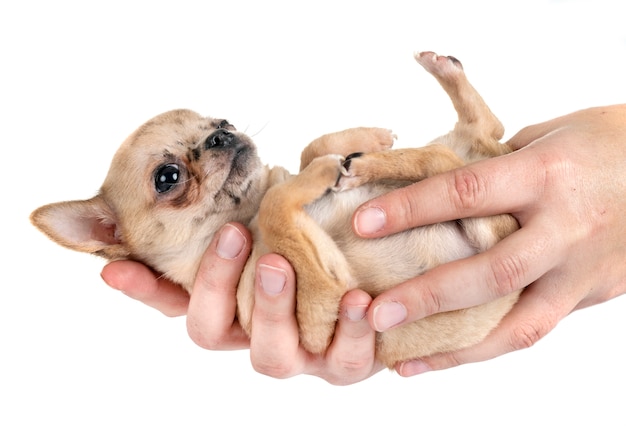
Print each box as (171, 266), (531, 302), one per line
(369, 128), (396, 152)
(415, 51), (463, 77)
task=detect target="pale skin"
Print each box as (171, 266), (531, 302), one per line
(102, 222), (381, 384)
(101, 104), (626, 383)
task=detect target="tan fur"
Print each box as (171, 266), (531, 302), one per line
(31, 51), (521, 369)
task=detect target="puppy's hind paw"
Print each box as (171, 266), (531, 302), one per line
(335, 152), (369, 192)
(415, 51), (464, 78)
(297, 154), (348, 194)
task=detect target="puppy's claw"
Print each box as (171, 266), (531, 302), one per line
(335, 152), (372, 192)
(342, 152), (363, 174)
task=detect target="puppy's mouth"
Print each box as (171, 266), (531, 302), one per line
(216, 139), (258, 206)
(225, 145), (252, 182)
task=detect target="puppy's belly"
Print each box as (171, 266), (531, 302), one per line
(305, 184), (476, 297)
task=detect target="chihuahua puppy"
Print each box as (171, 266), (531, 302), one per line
(31, 52), (521, 369)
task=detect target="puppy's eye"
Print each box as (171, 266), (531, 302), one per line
(154, 164), (180, 193)
(217, 119), (236, 131)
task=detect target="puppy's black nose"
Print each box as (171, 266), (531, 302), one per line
(205, 129), (235, 150)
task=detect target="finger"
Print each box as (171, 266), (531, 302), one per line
(368, 220), (561, 331)
(318, 289), (382, 385)
(397, 271), (586, 375)
(101, 260), (189, 317)
(504, 108), (594, 151)
(249, 253), (308, 378)
(505, 119), (559, 151)
(186, 223), (252, 350)
(352, 147), (544, 238)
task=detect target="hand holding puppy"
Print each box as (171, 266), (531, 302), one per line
(102, 223), (383, 385)
(355, 104), (626, 375)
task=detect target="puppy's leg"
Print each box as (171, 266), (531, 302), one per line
(415, 51), (510, 160)
(337, 144), (464, 191)
(336, 50), (510, 188)
(415, 51), (520, 249)
(259, 155), (356, 353)
(299, 127), (395, 171)
(339, 147), (519, 251)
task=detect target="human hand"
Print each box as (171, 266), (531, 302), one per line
(101, 223), (254, 348)
(351, 104), (626, 376)
(101, 222), (382, 384)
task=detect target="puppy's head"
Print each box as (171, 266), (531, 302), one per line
(31, 109), (268, 291)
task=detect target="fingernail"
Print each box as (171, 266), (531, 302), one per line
(258, 264), (287, 295)
(372, 301), (407, 331)
(216, 224), (246, 259)
(355, 207), (386, 235)
(344, 304), (368, 321)
(399, 360), (432, 376)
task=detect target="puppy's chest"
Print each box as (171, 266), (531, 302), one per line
(304, 185), (382, 232)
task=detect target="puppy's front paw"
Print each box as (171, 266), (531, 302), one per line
(331, 127), (396, 155)
(363, 127), (396, 152)
(299, 154), (347, 193)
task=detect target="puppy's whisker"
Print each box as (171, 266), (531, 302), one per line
(171, 175), (195, 188)
(154, 271), (169, 282)
(249, 121), (269, 138)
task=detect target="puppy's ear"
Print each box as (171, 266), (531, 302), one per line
(30, 196), (130, 260)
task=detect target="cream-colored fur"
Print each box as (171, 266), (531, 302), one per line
(31, 51), (521, 369)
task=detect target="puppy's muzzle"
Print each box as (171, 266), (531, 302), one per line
(205, 129), (235, 150)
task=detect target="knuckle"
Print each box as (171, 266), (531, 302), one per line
(508, 319), (549, 351)
(335, 362), (372, 382)
(415, 351), (463, 373)
(439, 351), (464, 369)
(451, 168), (487, 211)
(250, 357), (295, 379)
(488, 253), (528, 296)
(196, 274), (234, 298)
(418, 284), (443, 317)
(255, 308), (292, 326)
(331, 354), (372, 377)
(186, 321), (226, 350)
(397, 188), (421, 226)
(324, 359), (374, 386)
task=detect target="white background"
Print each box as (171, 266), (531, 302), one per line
(3, 1), (625, 424)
